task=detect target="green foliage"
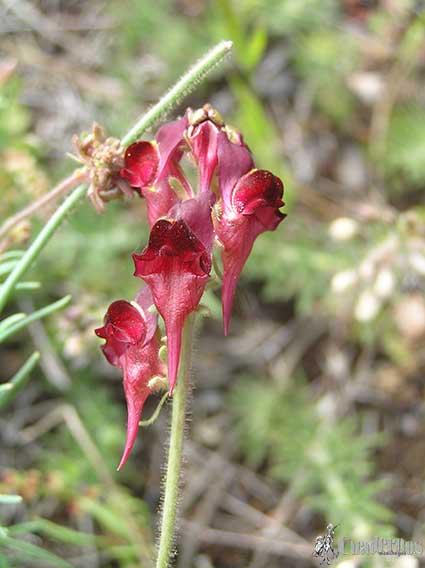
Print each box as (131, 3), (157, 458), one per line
(230, 377), (393, 538)
(0, 74), (48, 222)
(257, 0), (339, 36)
(0, 77), (30, 150)
(293, 29), (357, 125)
(383, 106), (425, 187)
(0, 352), (40, 409)
(244, 224), (347, 312)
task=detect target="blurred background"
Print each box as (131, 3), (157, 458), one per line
(1, 0), (425, 566)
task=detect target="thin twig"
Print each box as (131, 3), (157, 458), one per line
(0, 171), (87, 241)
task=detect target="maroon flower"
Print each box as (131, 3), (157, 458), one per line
(121, 116), (192, 226)
(95, 287), (166, 470)
(185, 105), (223, 194)
(186, 104), (254, 197)
(215, 131), (285, 335)
(133, 192), (214, 394)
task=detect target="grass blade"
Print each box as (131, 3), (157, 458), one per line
(1, 536), (72, 568)
(0, 352), (40, 409)
(0, 295), (71, 344)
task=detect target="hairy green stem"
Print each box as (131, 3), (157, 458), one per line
(122, 40), (232, 146)
(156, 316), (195, 568)
(0, 40), (232, 315)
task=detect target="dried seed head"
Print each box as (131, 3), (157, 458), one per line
(72, 123), (132, 213)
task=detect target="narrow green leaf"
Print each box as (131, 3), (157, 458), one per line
(0, 261), (18, 277)
(79, 498), (131, 542)
(9, 518), (101, 547)
(0, 314), (26, 334)
(0, 553), (11, 568)
(243, 27), (267, 71)
(1, 536), (72, 567)
(0, 352), (40, 409)
(106, 544), (138, 562)
(0, 295), (71, 344)
(0, 251), (24, 262)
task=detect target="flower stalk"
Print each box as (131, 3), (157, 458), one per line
(155, 315), (195, 568)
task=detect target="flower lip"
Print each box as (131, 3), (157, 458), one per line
(120, 141), (159, 189)
(95, 300), (147, 345)
(232, 169), (284, 215)
(134, 218), (211, 277)
(156, 115), (188, 180)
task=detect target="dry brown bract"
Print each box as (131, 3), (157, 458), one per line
(72, 123), (133, 213)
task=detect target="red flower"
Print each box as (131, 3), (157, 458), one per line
(121, 116), (192, 226)
(95, 287), (166, 470)
(186, 105), (254, 197)
(185, 105), (224, 194)
(215, 131), (285, 335)
(133, 192), (214, 394)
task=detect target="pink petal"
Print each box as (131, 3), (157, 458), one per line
(164, 317), (184, 395)
(121, 141), (159, 188)
(95, 300), (149, 364)
(117, 335), (165, 470)
(233, 170), (284, 215)
(134, 286), (158, 344)
(217, 210), (285, 335)
(117, 382), (150, 471)
(218, 218), (256, 336)
(141, 160), (192, 227)
(133, 201), (213, 392)
(217, 131), (254, 216)
(189, 120), (220, 193)
(168, 191), (215, 252)
(156, 115), (188, 180)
